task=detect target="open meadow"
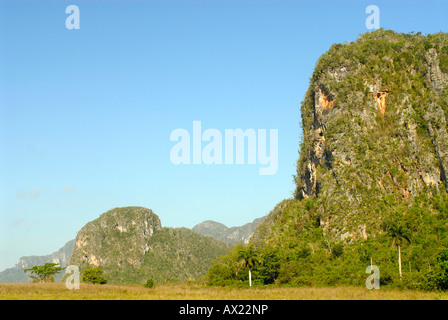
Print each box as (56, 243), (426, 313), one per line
(1, 282), (447, 300)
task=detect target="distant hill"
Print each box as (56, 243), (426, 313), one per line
(192, 217), (266, 244)
(0, 240), (74, 283)
(69, 206), (232, 283)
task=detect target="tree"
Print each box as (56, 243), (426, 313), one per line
(24, 263), (64, 283)
(387, 224), (412, 280)
(237, 245), (260, 287)
(257, 249), (281, 285)
(82, 267), (107, 284)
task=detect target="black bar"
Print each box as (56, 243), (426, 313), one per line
(2, 300), (446, 319)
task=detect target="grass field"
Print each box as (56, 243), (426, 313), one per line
(1, 282), (447, 300)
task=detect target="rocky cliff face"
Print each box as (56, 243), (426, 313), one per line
(70, 207), (162, 270)
(426, 48), (448, 92)
(287, 30), (448, 241)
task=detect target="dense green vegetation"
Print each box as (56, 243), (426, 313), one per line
(98, 227), (232, 284)
(208, 195), (448, 290)
(82, 267), (108, 284)
(137, 227), (232, 283)
(207, 30), (448, 291)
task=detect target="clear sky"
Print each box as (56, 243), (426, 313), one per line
(0, 0), (447, 271)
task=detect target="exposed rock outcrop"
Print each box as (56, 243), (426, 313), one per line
(70, 207), (162, 270)
(426, 48), (448, 92)
(375, 90), (388, 114)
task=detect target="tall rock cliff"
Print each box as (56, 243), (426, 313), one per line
(70, 207), (162, 270)
(289, 30), (448, 241)
(247, 30), (448, 288)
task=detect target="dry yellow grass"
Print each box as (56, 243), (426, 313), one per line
(0, 282), (447, 300)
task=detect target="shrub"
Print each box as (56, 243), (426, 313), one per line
(144, 278), (155, 289)
(331, 243), (344, 258)
(207, 264), (235, 286)
(82, 267), (107, 284)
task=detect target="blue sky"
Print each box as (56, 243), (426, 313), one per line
(0, 0), (447, 271)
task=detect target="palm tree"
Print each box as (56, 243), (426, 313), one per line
(387, 223), (411, 280)
(237, 245), (259, 287)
